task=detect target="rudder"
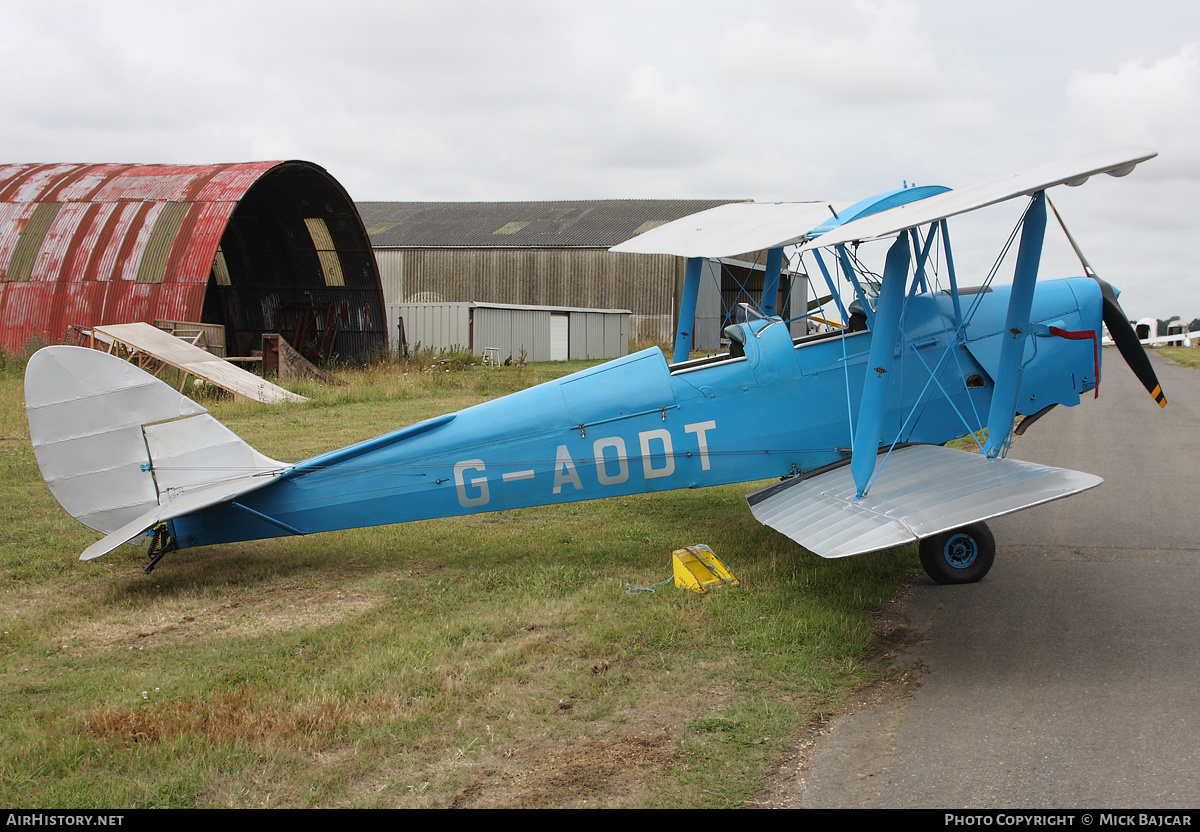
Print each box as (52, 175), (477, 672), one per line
(25, 346), (285, 558)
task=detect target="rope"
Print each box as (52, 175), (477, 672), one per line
(624, 576), (673, 594)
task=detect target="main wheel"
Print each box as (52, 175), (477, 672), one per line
(919, 522), (995, 584)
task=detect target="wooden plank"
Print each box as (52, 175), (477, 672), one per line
(92, 322), (307, 404)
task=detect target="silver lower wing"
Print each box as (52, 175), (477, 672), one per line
(747, 444), (1102, 559)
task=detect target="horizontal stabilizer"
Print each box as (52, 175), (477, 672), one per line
(747, 445), (1102, 559)
(78, 468), (284, 561)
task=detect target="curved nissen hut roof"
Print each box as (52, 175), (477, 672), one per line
(0, 161), (385, 359)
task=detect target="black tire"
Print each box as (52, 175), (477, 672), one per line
(919, 522), (995, 584)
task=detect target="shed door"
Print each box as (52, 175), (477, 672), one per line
(550, 314), (569, 361)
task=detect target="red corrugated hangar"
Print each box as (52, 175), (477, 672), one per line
(0, 161), (386, 361)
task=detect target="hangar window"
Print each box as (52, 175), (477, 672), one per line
(304, 218), (345, 287)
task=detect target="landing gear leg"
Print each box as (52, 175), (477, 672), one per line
(143, 524), (177, 574)
(918, 522), (995, 584)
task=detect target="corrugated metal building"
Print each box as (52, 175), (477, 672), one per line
(0, 161), (385, 359)
(357, 200), (743, 346)
(390, 301), (629, 361)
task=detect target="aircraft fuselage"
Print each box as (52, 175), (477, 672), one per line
(168, 277), (1104, 550)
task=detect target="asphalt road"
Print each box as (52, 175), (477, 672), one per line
(797, 352), (1200, 809)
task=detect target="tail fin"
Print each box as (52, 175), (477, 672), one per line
(25, 346), (286, 560)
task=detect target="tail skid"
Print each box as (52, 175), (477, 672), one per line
(25, 347), (287, 561)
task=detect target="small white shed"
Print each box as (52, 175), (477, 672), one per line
(387, 302), (630, 362)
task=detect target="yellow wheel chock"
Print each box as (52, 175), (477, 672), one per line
(672, 545), (739, 594)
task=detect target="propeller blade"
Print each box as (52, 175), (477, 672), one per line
(1047, 197), (1166, 408)
(1098, 278), (1167, 407)
(806, 293), (835, 312)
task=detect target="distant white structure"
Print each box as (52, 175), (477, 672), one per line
(1127, 317), (1195, 347)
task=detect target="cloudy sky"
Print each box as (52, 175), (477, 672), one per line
(3, 0), (1197, 320)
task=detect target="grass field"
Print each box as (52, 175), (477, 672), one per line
(0, 348), (918, 808)
(1157, 345), (1200, 371)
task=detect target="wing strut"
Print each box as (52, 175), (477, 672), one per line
(807, 250), (851, 323)
(836, 245), (877, 330)
(850, 233), (911, 498)
(760, 247), (785, 317)
(982, 191), (1047, 458)
(673, 257), (703, 363)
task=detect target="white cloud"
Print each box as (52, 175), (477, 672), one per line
(716, 1), (945, 103)
(1063, 43), (1200, 178)
(0, 0), (1195, 317)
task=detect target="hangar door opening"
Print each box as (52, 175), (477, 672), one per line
(200, 162), (385, 362)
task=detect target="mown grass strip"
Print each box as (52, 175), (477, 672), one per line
(1157, 345), (1200, 372)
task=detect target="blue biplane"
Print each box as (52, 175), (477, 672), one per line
(24, 148), (1165, 583)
